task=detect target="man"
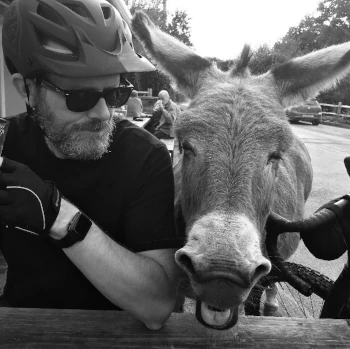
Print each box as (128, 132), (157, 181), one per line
(0, 0), (183, 330)
(145, 90), (181, 138)
(153, 90), (181, 139)
(126, 90), (143, 119)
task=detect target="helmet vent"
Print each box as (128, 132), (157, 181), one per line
(35, 28), (75, 56)
(42, 39), (74, 55)
(101, 6), (112, 20)
(61, 4), (92, 20)
(37, 4), (65, 27)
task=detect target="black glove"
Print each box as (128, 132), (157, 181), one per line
(0, 157), (61, 235)
(301, 196), (349, 260)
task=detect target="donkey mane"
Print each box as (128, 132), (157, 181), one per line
(230, 45), (252, 78)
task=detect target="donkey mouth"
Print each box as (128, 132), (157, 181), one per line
(195, 299), (238, 330)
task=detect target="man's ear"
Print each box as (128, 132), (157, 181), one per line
(11, 74), (38, 108)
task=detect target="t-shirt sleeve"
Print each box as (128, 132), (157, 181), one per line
(121, 144), (184, 252)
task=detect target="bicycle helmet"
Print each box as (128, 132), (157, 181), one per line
(2, 0), (155, 79)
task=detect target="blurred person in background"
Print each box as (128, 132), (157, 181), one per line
(145, 90), (181, 138)
(126, 90), (143, 119)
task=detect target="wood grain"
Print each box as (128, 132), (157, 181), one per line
(0, 308), (349, 348)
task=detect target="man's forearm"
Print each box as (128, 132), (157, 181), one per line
(50, 198), (179, 329)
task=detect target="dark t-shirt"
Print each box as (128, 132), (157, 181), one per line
(0, 113), (183, 309)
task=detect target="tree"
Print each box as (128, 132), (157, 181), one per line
(166, 9), (192, 47)
(316, 0), (350, 47)
(249, 45), (274, 75)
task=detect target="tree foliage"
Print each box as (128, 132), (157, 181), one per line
(166, 9), (192, 47)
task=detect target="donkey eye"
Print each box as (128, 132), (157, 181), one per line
(181, 140), (196, 156)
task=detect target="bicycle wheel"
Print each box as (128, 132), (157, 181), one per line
(245, 262), (335, 318)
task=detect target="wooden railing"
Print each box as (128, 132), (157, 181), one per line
(320, 102), (350, 118)
(137, 88), (153, 97)
(0, 308), (350, 348)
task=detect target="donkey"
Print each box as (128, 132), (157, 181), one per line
(131, 11), (350, 330)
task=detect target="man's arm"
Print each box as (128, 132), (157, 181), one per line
(50, 200), (181, 330)
(0, 150), (183, 330)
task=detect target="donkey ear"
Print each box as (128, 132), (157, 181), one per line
(271, 42), (350, 108)
(131, 11), (212, 98)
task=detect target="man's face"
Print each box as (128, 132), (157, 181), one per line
(34, 74), (120, 161)
(158, 93), (170, 105)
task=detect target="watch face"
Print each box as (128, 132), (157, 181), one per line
(73, 213), (92, 238)
(53, 212), (92, 249)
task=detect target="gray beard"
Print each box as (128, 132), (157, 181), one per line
(33, 95), (116, 161)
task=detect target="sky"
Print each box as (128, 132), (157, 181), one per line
(167, 0), (322, 60)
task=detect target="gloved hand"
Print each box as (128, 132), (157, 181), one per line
(0, 157), (61, 235)
(301, 196), (349, 260)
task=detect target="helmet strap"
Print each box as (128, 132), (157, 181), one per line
(26, 104), (36, 117)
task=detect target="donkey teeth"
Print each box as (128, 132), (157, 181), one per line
(201, 302), (231, 327)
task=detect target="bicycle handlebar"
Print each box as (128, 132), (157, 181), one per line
(265, 156), (350, 295)
(267, 195), (350, 259)
(266, 156), (350, 258)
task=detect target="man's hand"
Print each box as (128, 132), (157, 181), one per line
(0, 157), (61, 235)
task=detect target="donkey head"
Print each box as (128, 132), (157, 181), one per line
(132, 11), (350, 330)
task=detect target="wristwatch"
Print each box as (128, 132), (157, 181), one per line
(52, 211), (92, 249)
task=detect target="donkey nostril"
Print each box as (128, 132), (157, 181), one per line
(253, 260), (272, 282)
(176, 252), (196, 275)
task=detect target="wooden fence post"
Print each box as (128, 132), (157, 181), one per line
(337, 102), (342, 117)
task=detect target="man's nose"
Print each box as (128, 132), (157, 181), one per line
(86, 98), (111, 121)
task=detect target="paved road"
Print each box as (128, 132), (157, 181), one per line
(289, 123), (350, 281)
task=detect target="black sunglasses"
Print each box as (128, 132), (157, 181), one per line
(38, 77), (134, 113)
